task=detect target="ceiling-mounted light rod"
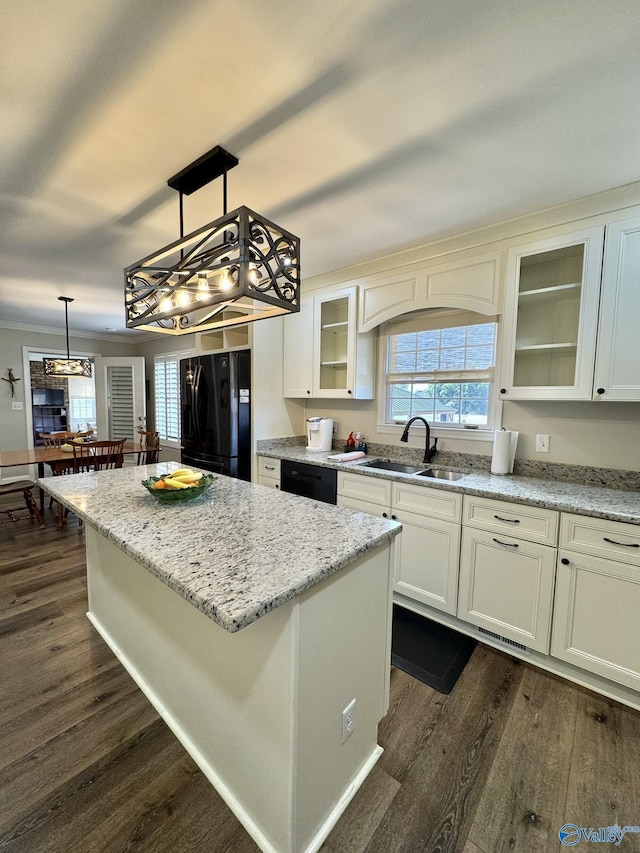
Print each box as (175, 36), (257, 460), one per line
(59, 295), (73, 359)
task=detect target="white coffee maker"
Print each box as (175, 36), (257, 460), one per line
(306, 417), (334, 452)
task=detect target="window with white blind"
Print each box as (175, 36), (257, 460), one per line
(154, 353), (187, 445)
(381, 309), (499, 432)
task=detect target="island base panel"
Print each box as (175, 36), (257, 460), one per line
(84, 527), (392, 853)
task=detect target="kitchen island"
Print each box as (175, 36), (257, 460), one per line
(40, 463), (401, 853)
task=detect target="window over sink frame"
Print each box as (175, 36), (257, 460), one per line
(377, 308), (502, 442)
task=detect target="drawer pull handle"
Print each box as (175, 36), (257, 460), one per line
(603, 537), (639, 548)
(493, 537), (519, 548)
(494, 514), (520, 523)
(265, 465), (275, 471)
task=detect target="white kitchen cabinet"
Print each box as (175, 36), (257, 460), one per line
(257, 456), (281, 489)
(499, 226), (604, 400)
(458, 527), (557, 653)
(593, 214), (640, 401)
(459, 495), (559, 652)
(552, 513), (640, 691)
(283, 287), (375, 399)
(337, 473), (462, 615)
(283, 295), (314, 398)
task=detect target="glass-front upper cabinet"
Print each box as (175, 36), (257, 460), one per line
(499, 226), (604, 400)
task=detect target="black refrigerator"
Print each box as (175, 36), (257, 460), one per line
(180, 350), (251, 481)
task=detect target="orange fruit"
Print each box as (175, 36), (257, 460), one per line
(154, 479), (167, 490)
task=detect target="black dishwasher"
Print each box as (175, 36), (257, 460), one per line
(280, 460), (337, 505)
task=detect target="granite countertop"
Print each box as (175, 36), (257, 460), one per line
(258, 445), (640, 525)
(39, 463), (400, 633)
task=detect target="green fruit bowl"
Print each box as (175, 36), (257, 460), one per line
(141, 474), (215, 503)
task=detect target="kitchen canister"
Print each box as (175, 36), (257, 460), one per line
(491, 429), (519, 475)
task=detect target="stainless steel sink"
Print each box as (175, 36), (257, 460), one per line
(359, 459), (427, 474)
(416, 468), (467, 481)
(358, 459), (467, 481)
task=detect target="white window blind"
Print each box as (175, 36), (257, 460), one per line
(154, 354), (183, 444)
(107, 366), (134, 439)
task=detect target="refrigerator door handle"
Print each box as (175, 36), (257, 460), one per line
(193, 364), (203, 441)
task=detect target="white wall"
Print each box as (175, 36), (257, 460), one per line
(0, 326), (136, 454)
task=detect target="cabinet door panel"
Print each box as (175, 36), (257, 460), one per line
(394, 510), (460, 615)
(552, 550), (640, 691)
(593, 215), (640, 400)
(499, 226), (604, 400)
(458, 528), (556, 652)
(283, 296), (313, 397)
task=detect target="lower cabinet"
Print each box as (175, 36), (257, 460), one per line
(551, 513), (640, 691)
(459, 495), (559, 653)
(257, 457), (281, 489)
(337, 473), (461, 615)
(458, 527), (557, 653)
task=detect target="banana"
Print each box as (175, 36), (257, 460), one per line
(172, 472), (203, 483)
(162, 476), (192, 490)
(171, 468), (194, 478)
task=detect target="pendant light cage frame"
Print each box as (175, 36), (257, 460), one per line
(43, 297), (93, 377)
(124, 146), (300, 336)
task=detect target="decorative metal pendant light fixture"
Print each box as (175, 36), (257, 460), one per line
(43, 297), (93, 377)
(124, 145), (300, 335)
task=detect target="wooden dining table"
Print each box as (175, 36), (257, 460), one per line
(0, 442), (141, 514)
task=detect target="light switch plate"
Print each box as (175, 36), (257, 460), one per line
(11, 401), (23, 410)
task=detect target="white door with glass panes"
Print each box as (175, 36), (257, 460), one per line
(499, 226), (604, 400)
(95, 356), (146, 442)
(313, 288), (358, 398)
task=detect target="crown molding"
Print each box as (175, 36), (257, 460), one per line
(0, 320), (144, 344)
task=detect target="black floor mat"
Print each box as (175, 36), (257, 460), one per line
(391, 604), (477, 694)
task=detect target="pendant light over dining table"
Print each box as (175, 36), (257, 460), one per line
(43, 297), (92, 377)
(124, 145), (300, 335)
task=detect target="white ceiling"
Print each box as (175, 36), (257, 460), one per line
(2, 0), (639, 338)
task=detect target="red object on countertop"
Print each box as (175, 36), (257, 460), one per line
(346, 431), (356, 449)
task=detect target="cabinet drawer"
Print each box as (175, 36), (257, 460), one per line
(560, 513), (640, 567)
(258, 457), (281, 479)
(463, 495), (558, 545)
(337, 472), (392, 507)
(392, 481), (462, 522)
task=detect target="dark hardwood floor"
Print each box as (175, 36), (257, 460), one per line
(1, 510), (640, 852)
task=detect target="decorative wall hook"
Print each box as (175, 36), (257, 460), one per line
(2, 368), (21, 398)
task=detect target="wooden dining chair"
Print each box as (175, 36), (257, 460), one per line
(0, 480), (45, 528)
(72, 438), (127, 472)
(136, 429), (160, 465)
(40, 429), (93, 447)
(57, 439), (127, 530)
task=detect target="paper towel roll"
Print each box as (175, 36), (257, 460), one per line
(491, 429), (519, 475)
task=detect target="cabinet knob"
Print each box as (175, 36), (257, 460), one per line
(561, 558), (570, 565)
(306, 390), (311, 395)
(347, 389), (352, 395)
(391, 514), (397, 521)
(382, 512), (388, 518)
(596, 388), (605, 395)
(500, 388), (507, 395)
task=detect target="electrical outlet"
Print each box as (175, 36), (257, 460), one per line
(11, 401), (23, 410)
(332, 420), (338, 436)
(536, 434), (550, 453)
(341, 698), (356, 743)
